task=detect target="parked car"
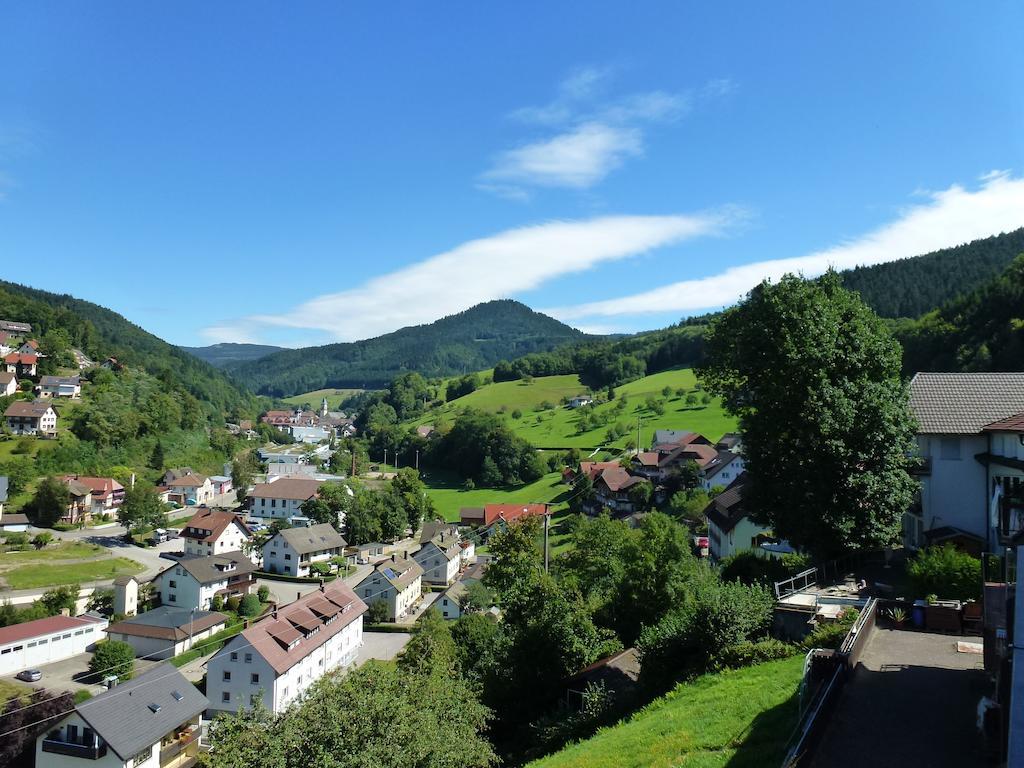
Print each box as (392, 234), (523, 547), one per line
(16, 669), (42, 682)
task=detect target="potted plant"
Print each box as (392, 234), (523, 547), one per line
(883, 606), (908, 629)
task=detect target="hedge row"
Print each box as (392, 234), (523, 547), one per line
(254, 571), (339, 584)
(170, 620), (246, 668)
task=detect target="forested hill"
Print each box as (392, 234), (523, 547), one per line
(181, 342), (285, 368)
(0, 280), (262, 419)
(839, 228), (1024, 318)
(894, 253), (1024, 374)
(225, 300), (587, 396)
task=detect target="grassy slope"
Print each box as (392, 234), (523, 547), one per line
(0, 542), (145, 589)
(414, 368), (737, 450)
(529, 656), (803, 768)
(281, 387), (367, 410)
(421, 470), (572, 523)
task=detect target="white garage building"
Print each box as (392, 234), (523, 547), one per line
(0, 614), (108, 675)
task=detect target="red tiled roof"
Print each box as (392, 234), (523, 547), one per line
(60, 476), (123, 501)
(984, 412), (1024, 433)
(579, 461), (621, 480)
(596, 467), (646, 493)
(231, 580), (366, 675)
(483, 503), (547, 527)
(0, 614), (104, 647)
(180, 508), (251, 543)
(4, 400), (54, 418)
(3, 353), (37, 364)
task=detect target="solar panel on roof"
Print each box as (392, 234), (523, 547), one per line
(382, 568), (397, 579)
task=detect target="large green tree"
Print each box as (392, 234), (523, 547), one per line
(698, 272), (917, 559)
(118, 484), (166, 535)
(26, 477), (71, 528)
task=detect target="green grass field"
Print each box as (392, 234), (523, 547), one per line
(528, 656), (803, 768)
(2, 557), (143, 589)
(282, 388), (368, 410)
(0, 542), (108, 562)
(0, 679), (30, 704)
(421, 470), (573, 522)
(412, 368), (736, 450)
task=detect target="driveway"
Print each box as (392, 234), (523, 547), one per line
(811, 628), (988, 768)
(355, 632), (410, 667)
(395, 592), (440, 626)
(0, 652), (161, 695)
(256, 578), (323, 607)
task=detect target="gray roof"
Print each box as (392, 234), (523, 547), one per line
(39, 374), (80, 386)
(703, 473), (750, 534)
(75, 663), (208, 761)
(164, 551), (256, 584)
(274, 523), (347, 555)
(909, 372), (1024, 434)
(653, 429), (693, 446)
(0, 476), (7, 504)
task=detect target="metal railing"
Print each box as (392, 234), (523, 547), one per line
(774, 568), (818, 599)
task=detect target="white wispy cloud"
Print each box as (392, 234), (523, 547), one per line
(545, 171), (1024, 322)
(201, 209), (744, 344)
(480, 68), (724, 196)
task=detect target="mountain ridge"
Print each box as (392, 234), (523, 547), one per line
(181, 342), (286, 368)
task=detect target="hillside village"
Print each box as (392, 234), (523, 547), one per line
(3, 242), (1024, 768)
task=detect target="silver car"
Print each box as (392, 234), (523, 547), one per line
(16, 669), (42, 682)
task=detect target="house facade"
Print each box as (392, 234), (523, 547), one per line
(3, 352), (38, 378)
(4, 399), (57, 435)
(39, 374), (81, 398)
(206, 581), (366, 716)
(592, 466), (650, 514)
(262, 523), (347, 577)
(354, 553), (423, 620)
(180, 508), (253, 560)
(249, 477), (321, 520)
(37, 664), (207, 768)
(61, 476), (125, 517)
(413, 528), (463, 585)
(908, 373), (1024, 551)
(0, 371), (16, 396)
(161, 470), (215, 506)
(154, 552), (257, 611)
(704, 473), (789, 561)
(104, 606), (228, 660)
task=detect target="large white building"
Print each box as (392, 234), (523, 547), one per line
(154, 551), (257, 611)
(248, 477), (321, 521)
(0, 614), (107, 675)
(206, 580), (366, 716)
(354, 554), (423, 621)
(180, 507), (254, 560)
(908, 373), (1024, 552)
(262, 523), (347, 577)
(37, 663), (207, 768)
(413, 526), (463, 585)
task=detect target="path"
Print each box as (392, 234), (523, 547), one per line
(810, 628), (988, 768)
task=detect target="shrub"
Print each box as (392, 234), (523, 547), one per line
(366, 600), (390, 623)
(907, 544), (982, 601)
(257, 585), (270, 603)
(311, 562), (331, 576)
(210, 594), (224, 612)
(719, 551), (791, 586)
(715, 638), (798, 670)
(89, 640), (135, 682)
(226, 596), (241, 613)
(238, 593), (261, 617)
(802, 608), (859, 650)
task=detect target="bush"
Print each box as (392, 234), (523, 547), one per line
(226, 596), (241, 613)
(715, 638), (798, 670)
(89, 640), (135, 682)
(238, 593), (261, 617)
(210, 594), (224, 612)
(802, 608), (859, 651)
(719, 551), (791, 586)
(907, 544), (982, 601)
(366, 600), (390, 623)
(257, 585), (270, 603)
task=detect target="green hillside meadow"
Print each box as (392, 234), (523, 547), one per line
(415, 368), (737, 450)
(528, 656), (804, 768)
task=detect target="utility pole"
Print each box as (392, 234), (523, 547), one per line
(543, 504), (550, 573)
(383, 449), (388, 472)
(415, 450), (420, 472)
(636, 415), (642, 455)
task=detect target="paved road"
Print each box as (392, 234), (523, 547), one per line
(0, 651), (161, 695)
(355, 631), (410, 667)
(810, 628), (988, 768)
(395, 592), (440, 626)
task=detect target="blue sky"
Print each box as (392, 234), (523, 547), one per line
(1, 2), (1022, 347)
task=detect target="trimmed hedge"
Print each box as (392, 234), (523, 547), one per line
(255, 571), (338, 584)
(364, 623), (415, 633)
(170, 620), (246, 667)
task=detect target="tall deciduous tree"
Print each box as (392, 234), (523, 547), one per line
(27, 477), (70, 528)
(118, 484), (166, 535)
(698, 272), (917, 559)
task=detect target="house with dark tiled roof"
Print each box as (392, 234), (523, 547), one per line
(0, 371), (16, 396)
(39, 374), (81, 398)
(36, 663), (207, 768)
(105, 606), (228, 659)
(262, 523), (347, 577)
(413, 526), (464, 585)
(154, 551), (257, 611)
(908, 372), (1024, 550)
(354, 552), (423, 620)
(592, 466), (650, 514)
(181, 507), (253, 560)
(206, 580), (366, 715)
(3, 399), (56, 435)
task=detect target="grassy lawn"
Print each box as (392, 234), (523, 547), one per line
(421, 470), (572, 522)
(0, 541), (109, 563)
(528, 656), (804, 768)
(281, 387), (368, 410)
(410, 369), (736, 450)
(0, 679), (31, 705)
(2, 557), (143, 589)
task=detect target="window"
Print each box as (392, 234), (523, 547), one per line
(223, 671), (231, 681)
(251, 673), (259, 684)
(175, 567), (182, 575)
(282, 687), (289, 698)
(12, 644), (22, 651)
(244, 653), (252, 663)
(364, 589), (370, 597)
(222, 691), (230, 703)
(285, 554), (291, 560)
(131, 749), (150, 767)
(230, 652), (238, 661)
(940, 437), (962, 461)
(169, 594), (177, 603)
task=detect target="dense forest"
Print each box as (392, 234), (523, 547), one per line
(180, 342), (285, 368)
(893, 253), (1024, 373)
(224, 300), (587, 395)
(839, 228), (1024, 318)
(0, 281), (262, 420)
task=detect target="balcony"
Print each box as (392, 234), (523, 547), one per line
(160, 727), (201, 768)
(41, 738), (108, 760)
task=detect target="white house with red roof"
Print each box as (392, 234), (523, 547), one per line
(0, 614), (108, 675)
(206, 580), (366, 716)
(180, 507), (254, 560)
(908, 372), (1024, 551)
(60, 475), (125, 517)
(4, 399), (57, 435)
(3, 352), (38, 378)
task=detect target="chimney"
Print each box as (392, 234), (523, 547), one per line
(391, 553), (396, 562)
(297, 591), (302, 603)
